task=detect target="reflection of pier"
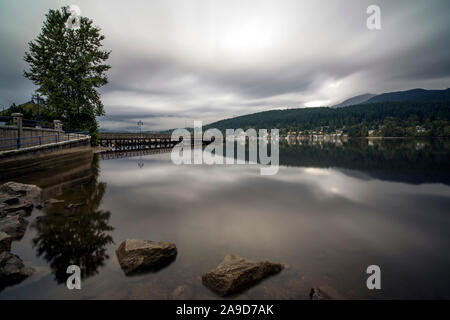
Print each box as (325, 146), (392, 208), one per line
(99, 133), (176, 150)
(99, 147), (173, 160)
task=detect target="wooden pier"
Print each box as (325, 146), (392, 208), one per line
(98, 132), (210, 151)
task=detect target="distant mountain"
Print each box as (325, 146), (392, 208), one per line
(365, 88), (450, 104)
(204, 100), (450, 137)
(333, 88), (450, 108)
(332, 93), (375, 108)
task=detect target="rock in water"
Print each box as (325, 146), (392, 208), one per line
(202, 254), (284, 296)
(172, 285), (193, 300)
(45, 198), (64, 206)
(0, 182), (42, 205)
(0, 215), (29, 240)
(309, 287), (332, 300)
(115, 239), (177, 275)
(0, 232), (12, 253)
(1, 197), (20, 205)
(0, 251), (34, 288)
(4, 202), (33, 215)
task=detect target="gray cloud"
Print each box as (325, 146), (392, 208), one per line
(1, 0), (449, 130)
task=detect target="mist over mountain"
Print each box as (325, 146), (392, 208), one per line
(332, 93), (376, 108)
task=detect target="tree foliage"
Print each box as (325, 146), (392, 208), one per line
(24, 6), (110, 137)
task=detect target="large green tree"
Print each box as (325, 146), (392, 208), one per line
(24, 6), (110, 139)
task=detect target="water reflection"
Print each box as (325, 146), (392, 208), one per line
(279, 138), (450, 185)
(99, 138), (450, 185)
(1, 138), (449, 299)
(32, 156), (114, 283)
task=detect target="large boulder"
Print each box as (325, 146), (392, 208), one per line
(115, 239), (177, 275)
(0, 232), (12, 253)
(0, 215), (29, 240)
(202, 254), (284, 296)
(0, 182), (42, 205)
(0, 251), (34, 288)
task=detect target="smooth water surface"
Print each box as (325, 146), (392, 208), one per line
(1, 139), (450, 299)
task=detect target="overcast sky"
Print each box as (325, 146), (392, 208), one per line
(1, 0), (449, 131)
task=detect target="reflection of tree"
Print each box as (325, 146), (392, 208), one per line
(32, 155), (114, 283)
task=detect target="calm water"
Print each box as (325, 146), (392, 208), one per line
(1, 138), (450, 299)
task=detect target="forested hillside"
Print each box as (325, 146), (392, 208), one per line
(205, 101), (450, 137)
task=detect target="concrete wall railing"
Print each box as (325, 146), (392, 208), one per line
(0, 113), (88, 151)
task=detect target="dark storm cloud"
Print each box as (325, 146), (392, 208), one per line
(1, 0), (449, 130)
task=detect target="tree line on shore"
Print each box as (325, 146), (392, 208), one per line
(205, 101), (450, 137)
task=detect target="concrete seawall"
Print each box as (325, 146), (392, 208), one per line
(0, 137), (92, 180)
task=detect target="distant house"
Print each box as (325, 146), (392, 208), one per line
(368, 129), (375, 136)
(415, 125), (426, 133)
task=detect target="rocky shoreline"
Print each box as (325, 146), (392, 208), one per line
(0, 182), (42, 288)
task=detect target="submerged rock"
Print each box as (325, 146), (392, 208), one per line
(0, 215), (29, 240)
(309, 286), (331, 300)
(0, 251), (34, 288)
(309, 285), (346, 300)
(45, 198), (64, 205)
(115, 239), (177, 275)
(0, 232), (12, 253)
(36, 198), (64, 209)
(202, 254), (284, 296)
(66, 202), (85, 209)
(172, 284), (193, 300)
